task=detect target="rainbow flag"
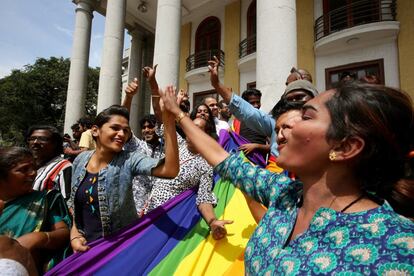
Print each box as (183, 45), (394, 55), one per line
(47, 131), (265, 275)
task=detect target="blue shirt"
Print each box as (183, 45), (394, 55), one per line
(229, 93), (278, 156)
(215, 154), (414, 275)
(68, 150), (162, 237)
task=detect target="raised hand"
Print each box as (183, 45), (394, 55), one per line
(210, 219), (233, 240)
(125, 77), (139, 97)
(142, 64), (158, 84)
(207, 56), (220, 87)
(159, 85), (181, 115)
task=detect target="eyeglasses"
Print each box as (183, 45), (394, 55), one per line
(27, 136), (50, 143)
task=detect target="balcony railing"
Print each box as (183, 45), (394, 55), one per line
(239, 34), (256, 59)
(314, 0), (396, 41)
(186, 49), (225, 72)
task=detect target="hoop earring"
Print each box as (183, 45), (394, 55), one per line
(329, 151), (337, 161)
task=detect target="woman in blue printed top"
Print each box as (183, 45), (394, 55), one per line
(68, 86), (179, 253)
(161, 82), (414, 275)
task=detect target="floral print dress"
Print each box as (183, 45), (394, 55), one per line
(214, 154), (414, 275)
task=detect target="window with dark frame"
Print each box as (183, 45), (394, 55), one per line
(247, 81), (256, 90)
(193, 90), (218, 109)
(325, 59), (384, 89)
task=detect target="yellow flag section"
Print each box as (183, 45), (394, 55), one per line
(174, 183), (257, 275)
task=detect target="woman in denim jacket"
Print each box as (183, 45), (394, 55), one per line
(68, 89), (179, 253)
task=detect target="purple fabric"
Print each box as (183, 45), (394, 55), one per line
(219, 130), (266, 167)
(46, 187), (197, 275)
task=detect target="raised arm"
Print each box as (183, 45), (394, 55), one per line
(143, 65), (162, 123)
(208, 56), (232, 104)
(151, 86), (179, 178)
(161, 85), (229, 167)
(122, 78), (139, 113)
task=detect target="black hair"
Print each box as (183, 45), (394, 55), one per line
(139, 114), (158, 129)
(325, 82), (414, 204)
(94, 105), (130, 128)
(270, 98), (305, 120)
(77, 117), (94, 129)
(0, 147), (33, 181)
(71, 123), (80, 131)
(241, 89), (262, 101)
(190, 103), (218, 140)
(217, 100), (227, 109)
(26, 125), (63, 156)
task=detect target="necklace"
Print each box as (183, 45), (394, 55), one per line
(339, 193), (365, 213)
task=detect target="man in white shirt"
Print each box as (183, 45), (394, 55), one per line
(204, 96), (229, 136)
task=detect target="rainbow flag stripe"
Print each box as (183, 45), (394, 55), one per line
(47, 131), (264, 275)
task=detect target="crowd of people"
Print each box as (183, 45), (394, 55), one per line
(0, 56), (413, 275)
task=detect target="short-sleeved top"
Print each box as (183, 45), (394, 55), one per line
(214, 154), (414, 275)
(124, 135), (165, 215)
(146, 143), (216, 212)
(68, 150), (162, 237)
(79, 129), (96, 150)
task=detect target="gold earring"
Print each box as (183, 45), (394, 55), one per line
(329, 151), (337, 161)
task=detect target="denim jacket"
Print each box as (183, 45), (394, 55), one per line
(229, 93), (278, 156)
(68, 150), (162, 237)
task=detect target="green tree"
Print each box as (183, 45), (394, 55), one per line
(0, 57), (99, 146)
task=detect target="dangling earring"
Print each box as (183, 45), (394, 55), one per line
(329, 151), (337, 161)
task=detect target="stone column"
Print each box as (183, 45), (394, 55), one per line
(126, 29), (145, 134)
(256, 0), (297, 112)
(152, 0), (182, 90)
(96, 0), (126, 112)
(64, 0), (94, 134)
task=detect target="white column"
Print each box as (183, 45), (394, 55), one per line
(126, 30), (145, 134)
(256, 0), (297, 112)
(64, 0), (94, 134)
(96, 0), (126, 112)
(152, 0), (182, 90)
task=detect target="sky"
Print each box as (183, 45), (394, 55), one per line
(0, 0), (130, 78)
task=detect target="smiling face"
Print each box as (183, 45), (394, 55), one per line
(27, 129), (56, 165)
(196, 105), (210, 121)
(276, 91), (335, 175)
(141, 121), (158, 144)
(204, 98), (219, 118)
(2, 157), (36, 199)
(94, 115), (131, 153)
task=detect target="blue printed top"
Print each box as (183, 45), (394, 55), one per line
(214, 154), (414, 275)
(68, 150), (162, 237)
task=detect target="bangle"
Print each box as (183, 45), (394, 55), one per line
(175, 112), (186, 124)
(70, 236), (84, 242)
(44, 232), (50, 245)
(151, 95), (160, 98)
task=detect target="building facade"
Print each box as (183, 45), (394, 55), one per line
(65, 0), (414, 134)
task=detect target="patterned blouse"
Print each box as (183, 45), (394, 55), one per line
(124, 135), (165, 215)
(214, 154), (414, 275)
(145, 143), (217, 213)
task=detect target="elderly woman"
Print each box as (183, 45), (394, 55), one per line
(0, 147), (70, 273)
(68, 97), (179, 253)
(161, 82), (414, 274)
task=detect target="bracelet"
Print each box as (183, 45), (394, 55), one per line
(208, 218), (217, 227)
(44, 232), (50, 246)
(70, 236), (84, 242)
(151, 95), (160, 98)
(175, 112), (186, 124)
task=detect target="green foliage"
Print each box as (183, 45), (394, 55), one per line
(0, 57), (99, 146)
